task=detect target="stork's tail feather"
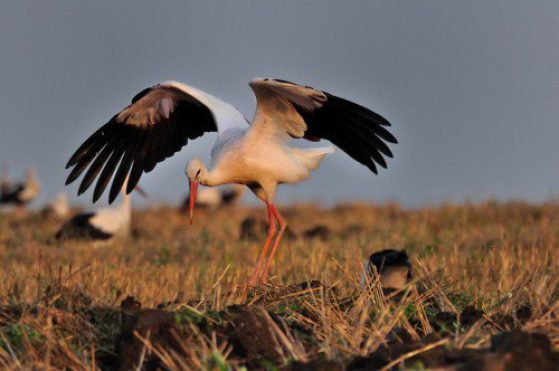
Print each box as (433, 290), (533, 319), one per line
(293, 147), (335, 171)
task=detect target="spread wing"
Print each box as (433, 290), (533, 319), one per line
(249, 78), (397, 174)
(65, 81), (247, 203)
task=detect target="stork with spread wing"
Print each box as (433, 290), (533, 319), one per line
(65, 78), (397, 285)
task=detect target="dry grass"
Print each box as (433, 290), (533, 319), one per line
(0, 200), (558, 369)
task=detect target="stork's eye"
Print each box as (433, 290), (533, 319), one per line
(196, 169), (201, 177)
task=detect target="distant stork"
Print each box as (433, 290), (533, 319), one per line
(183, 184), (245, 211)
(0, 167), (40, 207)
(56, 183), (146, 241)
(42, 192), (71, 219)
(364, 249), (412, 290)
(1, 164), (10, 195)
(64, 78), (397, 285)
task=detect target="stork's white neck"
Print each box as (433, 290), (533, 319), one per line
(199, 163), (226, 187)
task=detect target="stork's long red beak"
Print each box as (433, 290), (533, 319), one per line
(189, 180), (198, 225)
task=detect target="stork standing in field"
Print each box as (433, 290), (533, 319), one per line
(42, 192), (71, 219)
(0, 167), (40, 207)
(55, 181), (146, 241)
(1, 164), (10, 195)
(64, 78), (396, 285)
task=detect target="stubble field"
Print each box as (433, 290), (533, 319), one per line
(1, 201), (559, 370)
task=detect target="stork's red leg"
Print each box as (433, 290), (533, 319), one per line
(261, 204), (286, 282)
(248, 202), (276, 286)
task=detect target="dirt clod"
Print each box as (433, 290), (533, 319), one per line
(303, 225), (331, 240)
(225, 305), (290, 366)
(240, 217), (297, 241)
(473, 330), (559, 371)
(283, 359), (345, 371)
(117, 297), (183, 371)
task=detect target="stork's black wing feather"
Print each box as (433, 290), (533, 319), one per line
(65, 84), (217, 203)
(295, 92), (396, 173)
(252, 78), (397, 174)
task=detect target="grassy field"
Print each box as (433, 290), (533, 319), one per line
(1, 201), (559, 369)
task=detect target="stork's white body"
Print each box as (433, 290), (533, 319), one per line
(43, 192), (70, 219)
(0, 167), (40, 206)
(204, 127), (334, 200)
(89, 194), (132, 237)
(56, 189), (132, 241)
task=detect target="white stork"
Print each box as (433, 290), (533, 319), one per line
(42, 192), (71, 219)
(1, 164), (10, 195)
(64, 78), (397, 285)
(0, 167), (40, 207)
(55, 182), (146, 241)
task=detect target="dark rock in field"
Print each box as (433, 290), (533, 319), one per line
(283, 359), (345, 371)
(460, 305), (485, 325)
(224, 305), (291, 366)
(341, 224), (366, 238)
(349, 331), (559, 371)
(283, 226), (298, 240)
(0, 304), (25, 326)
(493, 304), (534, 328)
(515, 304), (532, 322)
(296, 280), (323, 291)
(365, 249), (411, 290)
(117, 296), (184, 371)
(156, 291), (185, 310)
(348, 334), (436, 370)
(121, 295), (142, 311)
(239, 217), (262, 240)
(434, 305), (484, 330)
(240, 217), (297, 241)
(463, 331), (559, 371)
(42, 283), (93, 310)
(491, 330), (550, 353)
(302, 225), (331, 240)
(348, 334), (484, 370)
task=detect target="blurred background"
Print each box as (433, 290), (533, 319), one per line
(0, 1), (558, 207)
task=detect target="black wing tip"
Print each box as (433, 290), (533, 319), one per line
(93, 188), (104, 205)
(108, 186), (122, 204)
(92, 190), (102, 204)
(65, 152), (81, 169)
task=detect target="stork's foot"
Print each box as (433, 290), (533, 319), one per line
(248, 258), (271, 286)
(247, 271), (265, 287)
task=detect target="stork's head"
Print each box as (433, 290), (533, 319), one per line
(185, 159), (204, 225)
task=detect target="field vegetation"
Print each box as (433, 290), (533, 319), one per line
(0, 201), (558, 369)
